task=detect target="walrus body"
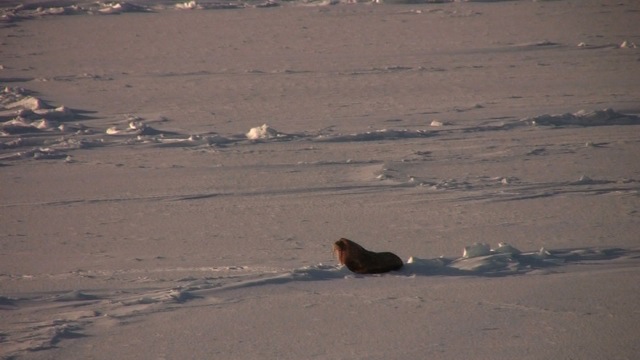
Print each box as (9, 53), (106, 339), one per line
(333, 238), (403, 274)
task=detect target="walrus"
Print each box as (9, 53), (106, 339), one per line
(333, 238), (403, 274)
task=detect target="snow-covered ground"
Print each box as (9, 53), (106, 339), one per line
(1, 1), (639, 359)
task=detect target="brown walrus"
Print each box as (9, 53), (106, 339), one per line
(333, 238), (403, 274)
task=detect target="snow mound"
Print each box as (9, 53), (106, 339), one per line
(246, 124), (286, 140)
(313, 129), (431, 142)
(521, 108), (640, 126)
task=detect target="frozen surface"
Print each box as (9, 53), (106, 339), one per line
(1, 0), (639, 359)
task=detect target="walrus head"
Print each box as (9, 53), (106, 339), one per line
(333, 238), (365, 266)
(333, 238), (403, 274)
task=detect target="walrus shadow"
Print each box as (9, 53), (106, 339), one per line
(401, 247), (640, 278)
